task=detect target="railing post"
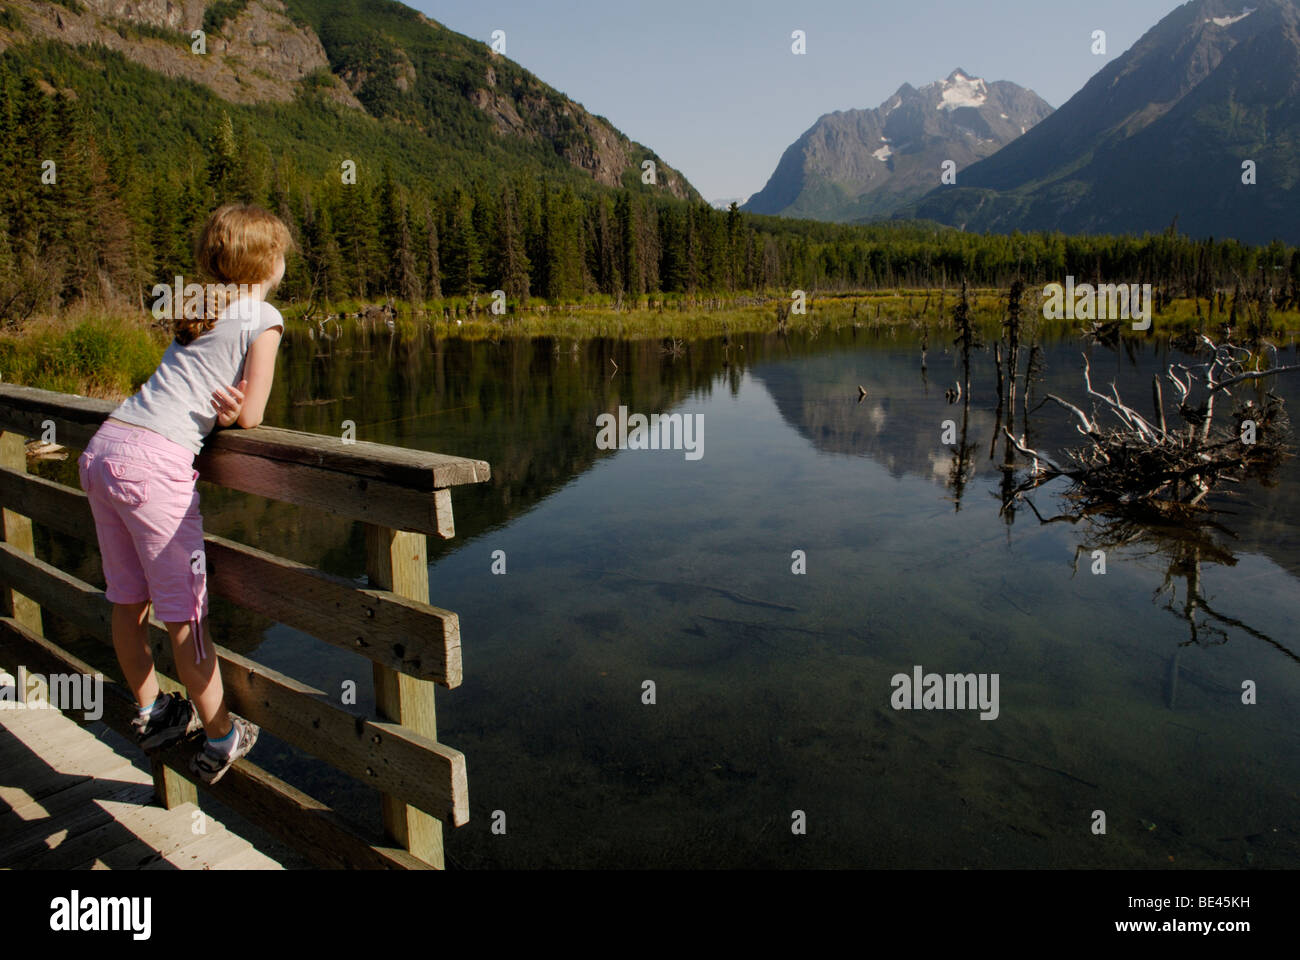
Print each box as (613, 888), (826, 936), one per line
(366, 523), (444, 868)
(152, 671), (198, 809)
(0, 431), (43, 645)
(152, 755), (199, 809)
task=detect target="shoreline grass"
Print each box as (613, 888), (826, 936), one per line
(3, 292), (1298, 398)
(294, 291), (1300, 343)
(289, 290), (1026, 341)
(0, 310), (168, 401)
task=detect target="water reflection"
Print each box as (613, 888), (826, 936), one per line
(1027, 500), (1299, 665)
(32, 320), (1300, 867)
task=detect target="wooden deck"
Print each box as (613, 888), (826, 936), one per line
(0, 384), (492, 868)
(0, 698), (283, 870)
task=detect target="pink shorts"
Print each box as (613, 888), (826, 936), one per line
(77, 421), (210, 664)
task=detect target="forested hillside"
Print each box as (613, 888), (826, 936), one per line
(0, 1), (1298, 323)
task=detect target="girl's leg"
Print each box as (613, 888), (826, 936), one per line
(165, 616), (231, 738)
(112, 600), (159, 709)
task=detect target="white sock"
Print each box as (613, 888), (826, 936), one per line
(205, 723), (240, 759)
(137, 693), (169, 721)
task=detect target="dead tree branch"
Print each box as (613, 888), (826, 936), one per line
(1002, 338), (1295, 508)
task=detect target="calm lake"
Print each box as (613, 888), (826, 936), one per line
(54, 320), (1300, 868)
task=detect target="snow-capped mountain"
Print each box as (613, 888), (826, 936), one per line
(910, 0), (1300, 243)
(741, 69), (1053, 222)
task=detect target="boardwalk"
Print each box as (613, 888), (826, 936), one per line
(1, 697), (283, 870)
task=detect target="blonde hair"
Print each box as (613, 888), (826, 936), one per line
(176, 204), (295, 346)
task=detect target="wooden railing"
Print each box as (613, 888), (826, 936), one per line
(0, 383), (489, 869)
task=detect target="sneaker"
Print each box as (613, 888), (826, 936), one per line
(132, 693), (203, 752)
(190, 715), (259, 785)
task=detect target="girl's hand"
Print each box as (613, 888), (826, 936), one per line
(211, 379), (247, 428)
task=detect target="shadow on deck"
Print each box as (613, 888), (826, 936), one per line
(1, 698), (285, 870)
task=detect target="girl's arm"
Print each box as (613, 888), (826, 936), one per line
(235, 326), (282, 429)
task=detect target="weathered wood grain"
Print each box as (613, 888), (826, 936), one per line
(0, 383), (489, 487)
(0, 546), (467, 825)
(0, 465), (462, 685)
(0, 432), (42, 638)
(0, 616), (430, 870)
(367, 523), (449, 868)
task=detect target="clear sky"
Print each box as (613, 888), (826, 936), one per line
(410, 0), (1187, 203)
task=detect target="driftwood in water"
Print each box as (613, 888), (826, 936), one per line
(1004, 337), (1298, 506)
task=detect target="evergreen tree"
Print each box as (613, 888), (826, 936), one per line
(301, 195), (343, 305)
(615, 191), (642, 298)
(725, 201), (741, 291)
(332, 172), (378, 297)
(592, 193), (620, 295)
(376, 164), (404, 295)
(205, 111), (239, 205)
(421, 200), (442, 301)
(496, 180), (530, 305)
(443, 189), (482, 297)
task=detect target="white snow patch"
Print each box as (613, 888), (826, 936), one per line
(1206, 8), (1254, 27)
(884, 96), (902, 113)
(938, 71), (987, 111)
(999, 112), (1009, 119)
(872, 145), (893, 161)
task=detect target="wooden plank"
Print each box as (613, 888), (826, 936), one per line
(194, 450), (457, 537)
(0, 466), (463, 685)
(151, 756), (197, 811)
(4, 706), (194, 826)
(0, 743), (134, 804)
(207, 425), (490, 489)
(0, 432), (42, 637)
(0, 615), (429, 869)
(0, 778), (58, 818)
(0, 384), (489, 488)
(142, 828), (253, 871)
(4, 766), (148, 825)
(0, 619), (433, 870)
(213, 846), (284, 870)
(0, 465), (86, 537)
(0, 564), (468, 827)
(164, 749), (432, 870)
(206, 535), (462, 686)
(0, 737), (85, 799)
(0, 539), (117, 641)
(367, 524), (447, 868)
(214, 647), (468, 826)
(206, 834), (284, 870)
(0, 387), (109, 450)
(8, 783), (157, 868)
(2, 786), (128, 863)
(58, 808), (229, 871)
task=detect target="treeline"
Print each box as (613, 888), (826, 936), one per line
(3, 60), (1300, 322)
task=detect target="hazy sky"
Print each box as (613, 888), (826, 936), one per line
(412, 0), (1186, 203)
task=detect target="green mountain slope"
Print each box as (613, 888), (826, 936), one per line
(0, 0), (698, 199)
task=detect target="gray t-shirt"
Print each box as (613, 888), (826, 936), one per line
(111, 298), (284, 456)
